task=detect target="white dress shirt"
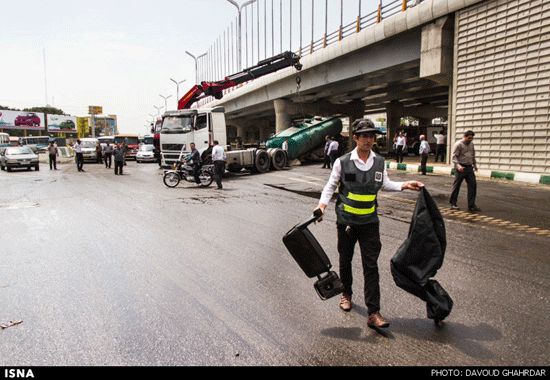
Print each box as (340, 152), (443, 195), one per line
(73, 142), (82, 153)
(320, 148), (404, 205)
(211, 145), (226, 161)
(419, 140), (430, 154)
(328, 140), (339, 154)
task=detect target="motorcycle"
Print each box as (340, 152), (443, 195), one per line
(163, 160), (214, 188)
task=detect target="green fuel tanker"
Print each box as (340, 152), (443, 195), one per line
(266, 117), (343, 160)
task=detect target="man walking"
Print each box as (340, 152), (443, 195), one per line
(322, 135), (332, 169)
(211, 140), (226, 189)
(73, 139), (84, 172)
(315, 119), (423, 329)
(48, 141), (58, 170)
(450, 130), (481, 212)
(395, 132), (406, 163)
(434, 129), (446, 162)
(327, 136), (339, 168)
(103, 143), (113, 168)
(418, 134), (430, 175)
(113, 143), (125, 175)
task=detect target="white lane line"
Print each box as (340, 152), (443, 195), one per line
(270, 174), (322, 186)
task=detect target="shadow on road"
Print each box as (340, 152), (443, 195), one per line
(390, 317), (502, 360)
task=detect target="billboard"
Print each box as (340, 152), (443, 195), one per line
(0, 110), (45, 130)
(47, 114), (77, 133)
(88, 106), (103, 115)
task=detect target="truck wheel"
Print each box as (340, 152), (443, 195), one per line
(163, 172), (181, 188)
(269, 148), (287, 170)
(254, 150), (270, 173)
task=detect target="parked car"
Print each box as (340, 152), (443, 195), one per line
(79, 138), (99, 162)
(0, 146), (40, 172)
(14, 113), (41, 127)
(59, 120), (75, 130)
(136, 144), (156, 163)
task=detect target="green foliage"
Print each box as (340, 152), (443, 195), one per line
(0, 105), (21, 111)
(23, 106), (65, 115)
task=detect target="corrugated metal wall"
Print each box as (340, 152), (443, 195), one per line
(453, 0), (550, 174)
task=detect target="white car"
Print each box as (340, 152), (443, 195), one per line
(136, 144), (156, 163)
(80, 138), (99, 162)
(0, 146), (40, 172)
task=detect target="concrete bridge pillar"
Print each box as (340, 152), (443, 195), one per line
(274, 99), (295, 134)
(420, 16), (453, 85)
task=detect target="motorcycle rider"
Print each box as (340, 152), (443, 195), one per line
(186, 142), (202, 184)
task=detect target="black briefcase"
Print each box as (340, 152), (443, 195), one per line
(283, 211), (344, 300)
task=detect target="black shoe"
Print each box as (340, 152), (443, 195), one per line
(450, 204), (459, 210)
(468, 206), (482, 212)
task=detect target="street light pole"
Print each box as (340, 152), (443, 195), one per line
(153, 105), (164, 118)
(226, 0), (256, 71)
(185, 51), (207, 85)
(170, 78), (186, 107)
(159, 94), (172, 112)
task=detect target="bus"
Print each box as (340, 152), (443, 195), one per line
(0, 133), (9, 147)
(142, 134), (154, 145)
(19, 136), (50, 153)
(114, 134), (139, 160)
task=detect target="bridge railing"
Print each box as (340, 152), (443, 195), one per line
(195, 0), (419, 108)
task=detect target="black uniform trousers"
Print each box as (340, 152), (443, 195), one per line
(337, 222), (382, 314)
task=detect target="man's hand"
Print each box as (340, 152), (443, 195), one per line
(457, 164), (465, 172)
(314, 204), (327, 222)
(402, 180), (424, 191)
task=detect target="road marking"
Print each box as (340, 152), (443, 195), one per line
(270, 173), (322, 186)
(380, 194), (550, 238)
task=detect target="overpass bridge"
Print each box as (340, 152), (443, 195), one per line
(194, 0), (549, 175)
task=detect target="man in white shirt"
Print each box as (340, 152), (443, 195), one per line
(73, 139), (84, 172)
(211, 140), (226, 189)
(315, 119), (423, 329)
(418, 134), (431, 175)
(327, 138), (340, 168)
(395, 132), (407, 163)
(433, 130), (447, 162)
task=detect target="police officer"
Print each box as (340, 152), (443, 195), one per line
(315, 119), (423, 329)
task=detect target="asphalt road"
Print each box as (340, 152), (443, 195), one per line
(0, 160), (548, 366)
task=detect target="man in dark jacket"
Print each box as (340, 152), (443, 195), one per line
(187, 142), (201, 184)
(113, 143), (125, 175)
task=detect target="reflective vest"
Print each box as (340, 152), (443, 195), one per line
(335, 153), (385, 225)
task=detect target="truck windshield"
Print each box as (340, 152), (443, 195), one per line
(161, 116), (194, 134)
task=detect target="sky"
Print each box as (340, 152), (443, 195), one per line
(0, 0), (375, 135)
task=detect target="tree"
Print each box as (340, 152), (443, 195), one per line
(23, 106), (65, 115)
(0, 105), (21, 111)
